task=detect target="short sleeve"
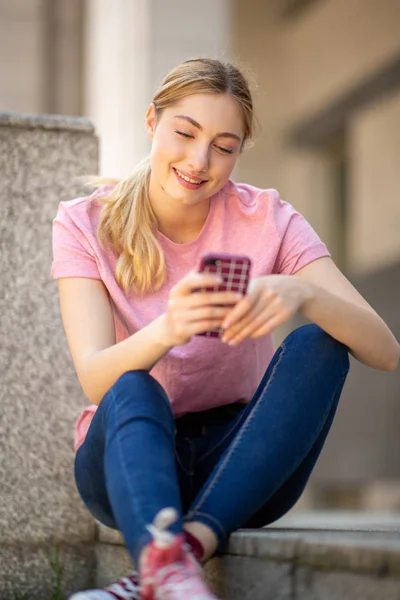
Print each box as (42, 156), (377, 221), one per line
(74, 405), (98, 451)
(273, 196), (330, 275)
(51, 202), (101, 280)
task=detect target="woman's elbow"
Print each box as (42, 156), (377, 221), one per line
(385, 353), (400, 372)
(382, 340), (400, 372)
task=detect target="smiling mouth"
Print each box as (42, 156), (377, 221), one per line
(173, 168), (207, 185)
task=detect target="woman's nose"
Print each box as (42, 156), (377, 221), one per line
(188, 146), (209, 173)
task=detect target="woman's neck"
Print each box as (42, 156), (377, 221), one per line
(150, 187), (211, 244)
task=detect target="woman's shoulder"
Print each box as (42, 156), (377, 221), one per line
(59, 184), (112, 211)
(51, 185), (116, 278)
(220, 179), (282, 214)
(55, 184), (112, 229)
(218, 180), (305, 240)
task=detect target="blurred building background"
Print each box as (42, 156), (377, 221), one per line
(1, 0), (400, 511)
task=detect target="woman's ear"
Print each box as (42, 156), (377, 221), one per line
(145, 103), (157, 139)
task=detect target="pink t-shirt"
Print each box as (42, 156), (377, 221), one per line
(51, 180), (330, 450)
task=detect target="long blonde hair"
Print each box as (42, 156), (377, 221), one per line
(94, 58), (255, 295)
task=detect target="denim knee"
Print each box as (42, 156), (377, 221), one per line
(113, 369), (169, 398)
(74, 446), (118, 530)
(286, 324), (350, 373)
(104, 369), (175, 431)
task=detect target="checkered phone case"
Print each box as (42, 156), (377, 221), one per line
(196, 253), (252, 338)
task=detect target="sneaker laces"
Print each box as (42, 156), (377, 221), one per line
(68, 573), (141, 600)
(154, 548), (215, 600)
(146, 507), (178, 548)
(104, 574), (141, 599)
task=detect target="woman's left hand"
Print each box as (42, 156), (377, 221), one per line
(220, 275), (313, 346)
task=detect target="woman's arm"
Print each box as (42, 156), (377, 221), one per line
(57, 272), (241, 404)
(295, 257), (400, 371)
(58, 278), (173, 404)
(220, 257), (399, 372)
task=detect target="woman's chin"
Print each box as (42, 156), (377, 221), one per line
(167, 184), (209, 205)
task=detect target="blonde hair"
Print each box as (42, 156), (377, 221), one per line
(94, 58), (255, 295)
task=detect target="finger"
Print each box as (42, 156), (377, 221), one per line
(222, 303), (280, 344)
(222, 293), (273, 336)
(172, 271), (223, 297)
(250, 310), (293, 339)
(187, 290), (243, 308)
(221, 307), (263, 341)
(184, 305), (234, 323)
(180, 311), (231, 337)
(223, 297), (290, 343)
(174, 316), (228, 341)
(220, 295), (254, 329)
(231, 309), (292, 345)
(221, 287), (278, 330)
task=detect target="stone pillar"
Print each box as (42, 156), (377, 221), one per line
(0, 113), (98, 599)
(83, 0), (151, 177)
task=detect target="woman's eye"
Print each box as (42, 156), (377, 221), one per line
(216, 145), (234, 154)
(175, 130), (193, 139)
(174, 130), (234, 153)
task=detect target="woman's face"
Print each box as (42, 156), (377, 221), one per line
(146, 93), (245, 207)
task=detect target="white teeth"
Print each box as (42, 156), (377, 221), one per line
(175, 168), (203, 185)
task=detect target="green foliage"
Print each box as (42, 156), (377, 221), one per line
(43, 545), (65, 600)
(13, 544), (66, 600)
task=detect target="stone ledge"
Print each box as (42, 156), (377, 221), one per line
(229, 529), (400, 576)
(97, 511), (400, 577)
(94, 541), (400, 600)
(0, 111), (95, 133)
(274, 510), (400, 532)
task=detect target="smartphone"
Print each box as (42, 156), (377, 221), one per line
(195, 253), (252, 338)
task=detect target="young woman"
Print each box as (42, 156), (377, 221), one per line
(51, 58), (399, 600)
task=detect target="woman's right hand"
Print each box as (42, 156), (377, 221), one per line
(161, 271), (243, 347)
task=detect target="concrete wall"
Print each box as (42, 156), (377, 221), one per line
(0, 0), (83, 116)
(0, 0), (46, 112)
(347, 88), (400, 274)
(311, 261), (400, 485)
(233, 0), (400, 275)
(0, 113), (98, 599)
(232, 0), (400, 489)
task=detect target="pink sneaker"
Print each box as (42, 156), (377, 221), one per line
(68, 573), (140, 599)
(140, 508), (218, 600)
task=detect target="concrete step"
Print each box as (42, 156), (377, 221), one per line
(96, 511), (400, 599)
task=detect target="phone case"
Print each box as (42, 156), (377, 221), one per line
(196, 253), (252, 338)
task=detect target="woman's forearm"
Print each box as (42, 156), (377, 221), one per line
(300, 281), (400, 371)
(78, 315), (173, 405)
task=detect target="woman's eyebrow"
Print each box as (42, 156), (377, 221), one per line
(173, 115), (242, 142)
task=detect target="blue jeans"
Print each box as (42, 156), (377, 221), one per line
(74, 324), (349, 565)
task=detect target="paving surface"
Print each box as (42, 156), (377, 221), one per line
(96, 511), (400, 599)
